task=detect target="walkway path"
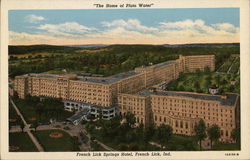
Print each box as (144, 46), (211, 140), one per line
(10, 98), (44, 152)
(10, 100), (115, 151)
(227, 57), (237, 74)
(94, 139), (116, 151)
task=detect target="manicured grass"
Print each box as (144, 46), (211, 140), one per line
(90, 141), (107, 151)
(218, 56), (235, 72)
(86, 120), (199, 151)
(167, 72), (240, 94)
(229, 57), (240, 74)
(13, 99), (74, 124)
(33, 129), (78, 151)
(9, 132), (38, 152)
(9, 103), (21, 126)
(213, 142), (240, 150)
(167, 135), (199, 151)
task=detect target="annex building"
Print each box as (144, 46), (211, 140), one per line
(13, 54), (240, 142)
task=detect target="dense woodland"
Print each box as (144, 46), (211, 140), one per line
(9, 44), (240, 78)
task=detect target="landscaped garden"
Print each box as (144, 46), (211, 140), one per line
(33, 129), (80, 151)
(12, 95), (74, 125)
(213, 141), (240, 150)
(84, 114), (199, 151)
(166, 72), (240, 94)
(9, 102), (21, 127)
(229, 57), (240, 74)
(217, 55), (240, 74)
(9, 132), (38, 152)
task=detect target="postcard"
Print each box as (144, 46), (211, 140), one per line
(0, 0), (250, 160)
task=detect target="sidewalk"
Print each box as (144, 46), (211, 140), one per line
(10, 98), (45, 152)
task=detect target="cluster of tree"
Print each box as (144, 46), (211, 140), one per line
(194, 119), (240, 150)
(9, 44), (239, 78)
(9, 45), (81, 55)
(15, 95), (65, 126)
(167, 72), (240, 94)
(86, 113), (174, 151)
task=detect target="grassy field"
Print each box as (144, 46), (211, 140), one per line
(86, 119), (199, 151)
(9, 103), (21, 126)
(217, 56), (235, 72)
(9, 132), (38, 152)
(13, 98), (74, 125)
(33, 129), (78, 151)
(229, 57), (240, 74)
(167, 135), (199, 151)
(166, 72), (240, 94)
(213, 141), (240, 150)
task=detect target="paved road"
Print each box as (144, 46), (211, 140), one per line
(10, 99), (44, 152)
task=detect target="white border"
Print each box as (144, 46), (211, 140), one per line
(1, 0), (250, 160)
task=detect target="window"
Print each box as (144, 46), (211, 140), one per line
(221, 130), (224, 136)
(176, 120), (178, 127)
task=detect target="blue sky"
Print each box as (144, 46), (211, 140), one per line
(9, 8), (240, 45)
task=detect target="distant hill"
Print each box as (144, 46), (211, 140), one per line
(163, 43), (239, 48)
(8, 45), (81, 55)
(66, 44), (109, 48)
(9, 43), (240, 55)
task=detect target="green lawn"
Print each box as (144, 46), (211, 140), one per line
(166, 135), (199, 151)
(213, 141), (240, 150)
(86, 120), (199, 151)
(13, 98), (74, 125)
(229, 57), (240, 74)
(218, 56), (235, 72)
(90, 141), (107, 151)
(33, 129), (79, 151)
(9, 132), (38, 152)
(9, 103), (21, 126)
(166, 72), (240, 94)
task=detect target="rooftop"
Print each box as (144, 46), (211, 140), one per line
(138, 91), (238, 106)
(67, 109), (89, 122)
(77, 71), (140, 84)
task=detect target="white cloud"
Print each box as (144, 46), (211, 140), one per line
(212, 23), (238, 33)
(25, 14), (45, 24)
(102, 19), (158, 32)
(37, 22), (97, 37)
(10, 19), (240, 45)
(160, 19), (205, 29)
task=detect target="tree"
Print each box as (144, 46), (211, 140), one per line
(231, 128), (240, 143)
(207, 124), (221, 149)
(204, 66), (210, 73)
(178, 84), (185, 91)
(36, 103), (44, 120)
(193, 81), (200, 91)
(156, 124), (173, 145)
(125, 112), (136, 128)
(194, 119), (207, 150)
(144, 124), (156, 142)
(32, 120), (39, 132)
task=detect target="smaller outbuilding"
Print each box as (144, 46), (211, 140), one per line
(209, 85), (219, 95)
